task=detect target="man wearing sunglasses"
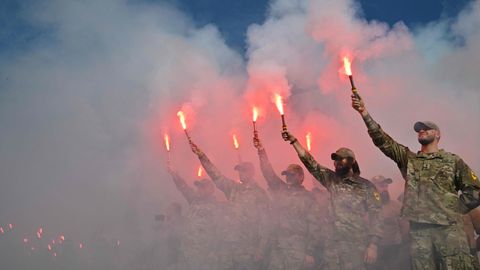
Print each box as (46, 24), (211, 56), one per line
(351, 94), (480, 270)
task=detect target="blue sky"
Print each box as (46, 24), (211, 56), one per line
(0, 0), (473, 55)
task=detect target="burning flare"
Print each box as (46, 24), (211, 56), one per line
(306, 132), (312, 152)
(233, 134), (239, 149)
(177, 111), (187, 130)
(252, 107), (259, 122)
(197, 166), (203, 177)
(275, 94), (284, 115)
(343, 56), (352, 76)
(164, 133), (170, 151)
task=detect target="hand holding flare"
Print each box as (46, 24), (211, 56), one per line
(343, 56), (361, 99)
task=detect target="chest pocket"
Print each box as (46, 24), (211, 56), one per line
(432, 159), (456, 192)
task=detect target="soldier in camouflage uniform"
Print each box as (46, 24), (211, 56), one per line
(282, 130), (383, 270)
(189, 141), (270, 270)
(253, 134), (323, 269)
(167, 165), (221, 270)
(352, 94), (480, 270)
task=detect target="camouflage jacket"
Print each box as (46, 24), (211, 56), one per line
(299, 152), (383, 242)
(198, 153), (270, 249)
(258, 149), (323, 255)
(170, 172), (221, 250)
(363, 114), (480, 225)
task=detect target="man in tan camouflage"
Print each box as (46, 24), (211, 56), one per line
(371, 175), (411, 270)
(281, 130), (383, 270)
(189, 141), (270, 270)
(167, 164), (222, 270)
(253, 134), (323, 269)
(352, 94), (480, 270)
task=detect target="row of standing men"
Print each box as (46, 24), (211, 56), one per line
(163, 94), (480, 270)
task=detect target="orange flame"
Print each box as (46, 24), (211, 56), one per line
(252, 107), (259, 122)
(177, 111), (187, 130)
(275, 94), (284, 115)
(233, 134), (239, 149)
(164, 133), (170, 151)
(197, 166), (203, 177)
(306, 132), (312, 152)
(343, 56), (352, 76)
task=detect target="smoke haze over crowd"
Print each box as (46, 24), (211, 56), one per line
(1, 0), (479, 259)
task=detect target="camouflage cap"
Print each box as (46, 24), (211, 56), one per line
(414, 121), (440, 132)
(193, 178), (214, 188)
(281, 164), (304, 176)
(371, 175), (393, 185)
(234, 162), (255, 173)
(331, 147), (356, 160)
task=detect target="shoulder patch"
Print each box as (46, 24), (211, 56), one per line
(373, 191), (381, 201)
(471, 170), (478, 181)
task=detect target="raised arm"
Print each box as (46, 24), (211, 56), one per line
(190, 141), (236, 197)
(253, 134), (286, 191)
(281, 130), (334, 189)
(167, 167), (196, 204)
(351, 94), (410, 174)
(456, 158), (480, 211)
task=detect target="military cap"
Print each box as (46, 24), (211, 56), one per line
(414, 121), (440, 132)
(194, 178), (214, 188)
(331, 147), (356, 160)
(371, 175), (393, 185)
(234, 162), (255, 173)
(281, 164), (304, 176)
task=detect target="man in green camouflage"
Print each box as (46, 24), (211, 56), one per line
(190, 141), (270, 270)
(167, 165), (222, 270)
(281, 130), (383, 270)
(352, 94), (480, 270)
(253, 134), (323, 269)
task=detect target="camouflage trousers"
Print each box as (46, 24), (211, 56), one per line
(322, 239), (368, 270)
(216, 241), (258, 270)
(409, 222), (474, 270)
(267, 247), (308, 270)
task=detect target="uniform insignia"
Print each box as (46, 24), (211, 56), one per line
(472, 171), (478, 181)
(373, 191), (381, 201)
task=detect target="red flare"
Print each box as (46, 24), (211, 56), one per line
(306, 132), (312, 152)
(23, 238), (28, 243)
(164, 133), (170, 151)
(79, 243), (83, 249)
(37, 232), (42, 239)
(0, 227), (4, 234)
(343, 56), (352, 76)
(274, 94), (284, 115)
(197, 166), (203, 177)
(252, 107), (259, 122)
(48, 244), (52, 251)
(8, 224), (13, 230)
(177, 111), (187, 130)
(233, 134), (239, 149)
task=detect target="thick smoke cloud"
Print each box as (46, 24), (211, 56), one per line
(0, 0), (479, 260)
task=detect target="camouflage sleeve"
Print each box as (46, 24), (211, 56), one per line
(171, 172), (196, 204)
(365, 183), (384, 241)
(456, 158), (480, 211)
(198, 153), (236, 198)
(362, 113), (410, 174)
(298, 151), (335, 189)
(305, 196), (324, 256)
(258, 148), (287, 191)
